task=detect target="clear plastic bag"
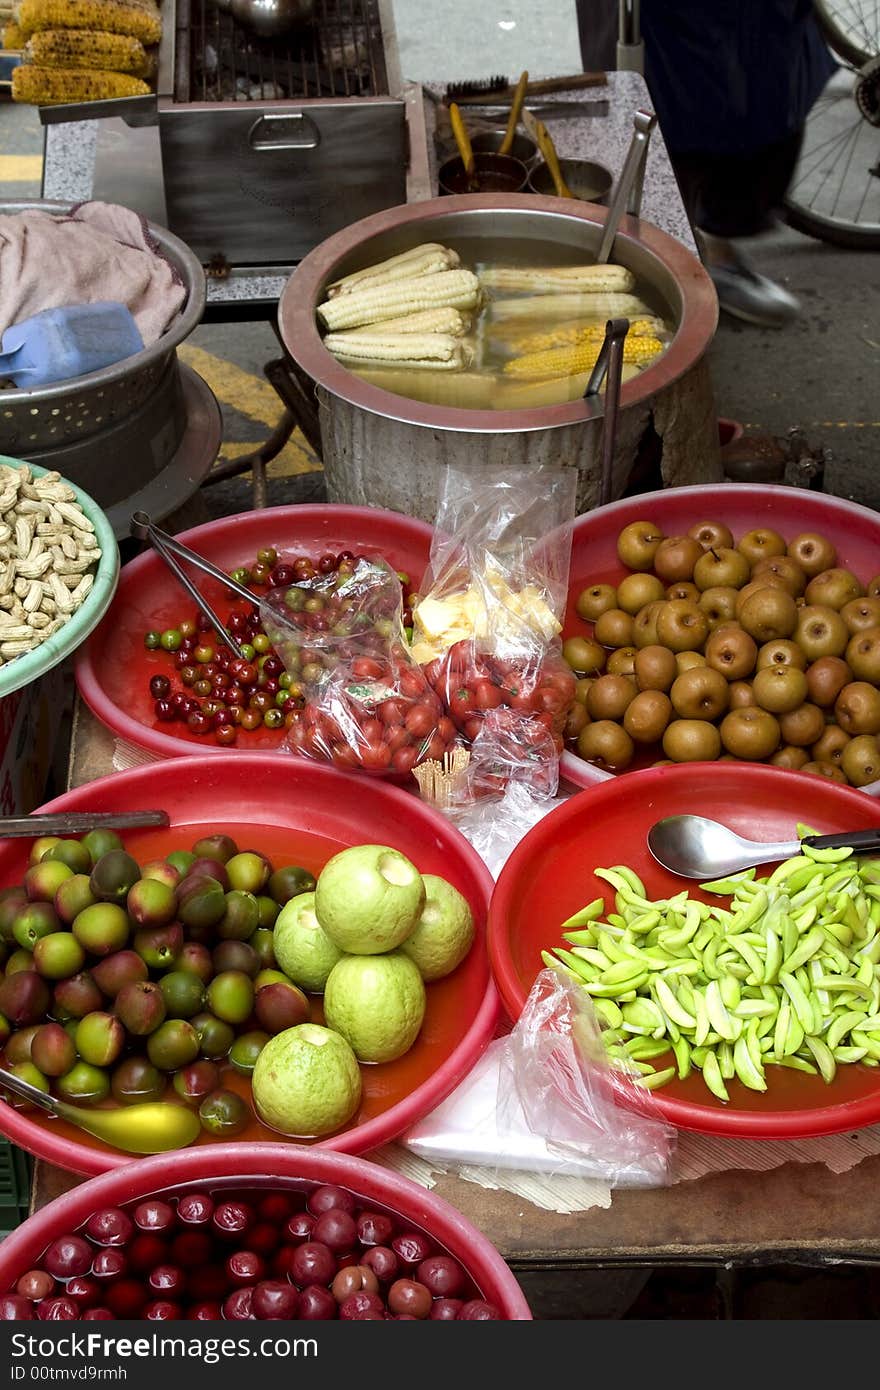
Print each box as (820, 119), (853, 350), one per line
(497, 969), (676, 1185)
(413, 463), (579, 770)
(259, 556), (458, 778)
(405, 968), (676, 1187)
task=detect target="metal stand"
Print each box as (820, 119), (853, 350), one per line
(200, 326), (324, 511)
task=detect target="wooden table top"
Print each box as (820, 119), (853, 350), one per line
(29, 702), (880, 1266)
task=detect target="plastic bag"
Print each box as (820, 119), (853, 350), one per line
(449, 780), (565, 880)
(405, 969), (675, 1186)
(413, 463), (578, 772)
(259, 556), (458, 778)
(498, 969), (676, 1185)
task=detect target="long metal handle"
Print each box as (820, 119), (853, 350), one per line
(803, 830), (880, 853)
(132, 516), (256, 605)
(1, 810), (169, 838)
(584, 317), (630, 507)
(596, 108), (657, 263)
(130, 512), (246, 659)
(0, 1066), (62, 1116)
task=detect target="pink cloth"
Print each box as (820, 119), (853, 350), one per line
(0, 200), (188, 347)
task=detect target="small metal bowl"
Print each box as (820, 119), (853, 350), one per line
(469, 129), (539, 165)
(527, 157), (613, 204)
(438, 152), (529, 196)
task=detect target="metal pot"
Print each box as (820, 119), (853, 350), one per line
(0, 200), (217, 530)
(278, 193), (720, 521)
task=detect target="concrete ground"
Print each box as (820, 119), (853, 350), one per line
(0, 3), (879, 1317)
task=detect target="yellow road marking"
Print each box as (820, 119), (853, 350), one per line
(178, 343), (321, 477)
(0, 155), (44, 182)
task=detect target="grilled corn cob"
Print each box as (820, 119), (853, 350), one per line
(317, 269), (482, 332)
(17, 0), (161, 44)
(345, 307), (470, 337)
(3, 20), (24, 44)
(488, 291), (651, 322)
(324, 332), (474, 371)
(326, 243), (460, 299)
(12, 62), (150, 101)
(479, 264), (636, 294)
(25, 27), (149, 73)
(504, 335), (663, 381)
(498, 315), (668, 355)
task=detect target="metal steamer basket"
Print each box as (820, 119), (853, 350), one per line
(277, 194), (721, 523)
(0, 202), (217, 535)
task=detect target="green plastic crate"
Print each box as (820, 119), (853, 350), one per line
(0, 1142), (32, 1239)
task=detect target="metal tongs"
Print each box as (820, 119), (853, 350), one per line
(130, 511), (256, 661)
(582, 108), (659, 506)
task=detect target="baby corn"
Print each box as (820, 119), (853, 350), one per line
(498, 315), (668, 355)
(503, 335), (664, 381)
(488, 292), (652, 322)
(324, 332), (474, 371)
(345, 306), (470, 337)
(317, 269), (481, 332)
(479, 263), (635, 294)
(326, 243), (460, 299)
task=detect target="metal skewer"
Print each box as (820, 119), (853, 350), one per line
(1, 810), (169, 839)
(130, 511), (249, 660)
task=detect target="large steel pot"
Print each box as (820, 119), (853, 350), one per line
(278, 193), (721, 523)
(0, 201), (212, 523)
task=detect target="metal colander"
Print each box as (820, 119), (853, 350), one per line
(0, 201), (206, 458)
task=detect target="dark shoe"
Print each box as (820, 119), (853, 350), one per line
(695, 229), (801, 329)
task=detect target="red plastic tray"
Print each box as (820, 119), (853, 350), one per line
(0, 754), (497, 1176)
(74, 505), (435, 761)
(560, 483), (880, 794)
(0, 1144), (532, 1318)
(488, 762), (880, 1139)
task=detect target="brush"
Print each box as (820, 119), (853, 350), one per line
(445, 71), (607, 104)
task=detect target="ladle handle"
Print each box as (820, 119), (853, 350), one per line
(802, 829), (880, 853)
(596, 107), (657, 263)
(448, 103), (475, 178)
(0, 1066), (63, 1117)
(498, 69), (529, 155)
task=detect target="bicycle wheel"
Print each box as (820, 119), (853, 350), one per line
(815, 0), (879, 66)
(783, 65), (880, 248)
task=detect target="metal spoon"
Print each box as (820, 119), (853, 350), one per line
(647, 815), (880, 880)
(0, 1067), (201, 1155)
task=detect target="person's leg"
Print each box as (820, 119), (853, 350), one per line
(669, 135), (804, 328)
(574, 0), (618, 70)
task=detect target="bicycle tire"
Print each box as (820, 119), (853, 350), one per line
(814, 1), (878, 68)
(783, 197), (880, 247)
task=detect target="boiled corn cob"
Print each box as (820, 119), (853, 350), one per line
(357, 368), (499, 411)
(488, 291), (652, 322)
(345, 306), (470, 337)
(25, 28), (149, 73)
(498, 315), (668, 355)
(17, 0), (161, 45)
(12, 62), (150, 101)
(495, 363), (643, 410)
(503, 335), (664, 381)
(479, 263), (636, 294)
(324, 332), (474, 371)
(317, 269), (482, 332)
(326, 243), (460, 299)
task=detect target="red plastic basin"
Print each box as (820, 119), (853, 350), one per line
(74, 504), (435, 761)
(0, 1144), (532, 1319)
(561, 482), (880, 795)
(488, 761), (880, 1139)
(0, 754), (497, 1176)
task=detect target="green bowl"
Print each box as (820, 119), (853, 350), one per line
(0, 454), (119, 701)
